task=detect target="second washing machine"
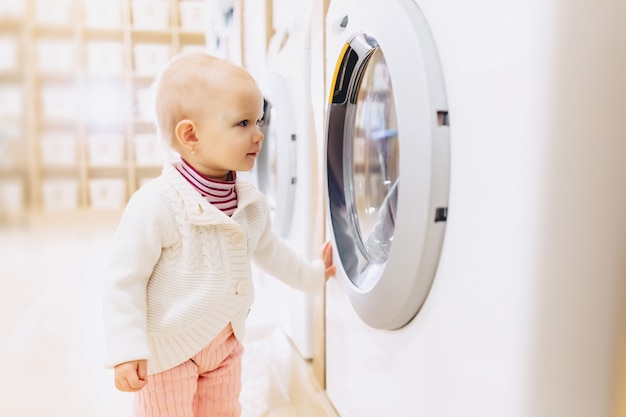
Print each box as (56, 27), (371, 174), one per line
(255, 0), (322, 359)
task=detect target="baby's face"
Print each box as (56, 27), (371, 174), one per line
(190, 74), (265, 180)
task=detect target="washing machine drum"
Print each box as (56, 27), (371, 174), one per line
(326, 6), (450, 330)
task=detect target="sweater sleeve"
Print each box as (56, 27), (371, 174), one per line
(251, 205), (325, 295)
(102, 185), (170, 369)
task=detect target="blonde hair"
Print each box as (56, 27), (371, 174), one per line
(151, 52), (252, 150)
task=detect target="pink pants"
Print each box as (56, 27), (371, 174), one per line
(135, 324), (244, 417)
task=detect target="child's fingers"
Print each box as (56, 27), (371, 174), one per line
(137, 360), (148, 381)
(322, 240), (333, 260)
(322, 241), (335, 280)
(128, 374), (147, 391)
(125, 369), (147, 391)
(323, 248), (330, 265)
(115, 361), (148, 392)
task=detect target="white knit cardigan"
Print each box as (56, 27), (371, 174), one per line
(103, 162), (325, 375)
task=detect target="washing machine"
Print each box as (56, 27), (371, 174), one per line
(203, 0), (241, 63)
(255, 0), (320, 359)
(324, 0), (626, 416)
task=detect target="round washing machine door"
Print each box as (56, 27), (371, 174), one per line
(326, 0), (450, 329)
(257, 75), (297, 238)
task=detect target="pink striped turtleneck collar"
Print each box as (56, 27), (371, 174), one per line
(175, 158), (238, 216)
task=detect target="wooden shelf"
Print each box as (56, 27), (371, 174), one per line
(82, 27), (126, 40)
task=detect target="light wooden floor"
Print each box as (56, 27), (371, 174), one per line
(0, 220), (300, 417)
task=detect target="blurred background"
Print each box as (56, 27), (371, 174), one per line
(0, 0), (239, 225)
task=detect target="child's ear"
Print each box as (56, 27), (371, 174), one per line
(174, 120), (198, 150)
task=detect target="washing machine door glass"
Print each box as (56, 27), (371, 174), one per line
(328, 34), (398, 291)
(352, 48), (399, 267)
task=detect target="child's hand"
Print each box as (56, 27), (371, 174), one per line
(114, 359), (148, 392)
(322, 240), (336, 281)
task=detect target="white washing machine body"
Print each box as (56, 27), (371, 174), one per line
(324, 0), (626, 416)
(256, 0), (319, 359)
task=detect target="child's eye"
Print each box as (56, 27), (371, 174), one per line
(256, 119), (265, 127)
(238, 120), (249, 127)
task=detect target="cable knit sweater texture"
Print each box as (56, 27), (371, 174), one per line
(103, 162), (325, 375)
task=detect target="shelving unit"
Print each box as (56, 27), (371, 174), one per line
(0, 0), (209, 224)
(0, 2), (29, 224)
